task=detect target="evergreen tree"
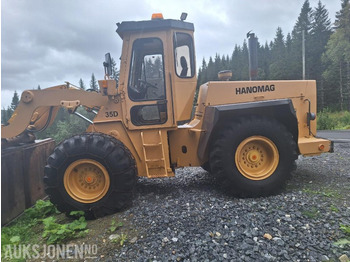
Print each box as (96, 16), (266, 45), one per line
(269, 27), (287, 79)
(291, 0), (313, 79)
(257, 42), (271, 80)
(79, 78), (86, 90)
(335, 0), (350, 30)
(90, 73), (98, 91)
(214, 54), (222, 79)
(111, 58), (120, 84)
(11, 91), (19, 111)
(240, 41), (250, 80)
(310, 0), (332, 109)
(1, 107), (12, 124)
(206, 56), (216, 81)
(37, 85), (41, 90)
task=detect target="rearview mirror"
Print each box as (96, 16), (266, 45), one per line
(103, 53), (112, 76)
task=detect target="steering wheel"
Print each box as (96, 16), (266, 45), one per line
(129, 79), (158, 100)
(138, 79), (158, 90)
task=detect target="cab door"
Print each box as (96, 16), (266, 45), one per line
(125, 33), (174, 130)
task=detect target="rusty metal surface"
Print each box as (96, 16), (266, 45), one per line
(1, 138), (55, 225)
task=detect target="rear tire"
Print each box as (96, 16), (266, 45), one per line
(44, 133), (137, 218)
(209, 117), (297, 197)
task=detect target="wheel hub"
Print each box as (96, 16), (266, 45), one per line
(246, 150), (261, 164)
(235, 136), (279, 180)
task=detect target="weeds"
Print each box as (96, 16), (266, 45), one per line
(301, 207), (320, 219)
(111, 233), (128, 246)
(109, 220), (123, 233)
(24, 199), (59, 219)
(42, 212), (88, 244)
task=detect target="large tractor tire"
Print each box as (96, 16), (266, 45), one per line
(44, 133), (136, 218)
(209, 117), (297, 197)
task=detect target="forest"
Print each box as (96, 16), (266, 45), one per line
(2, 0), (350, 141)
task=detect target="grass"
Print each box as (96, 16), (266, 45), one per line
(301, 206), (320, 219)
(340, 224), (350, 236)
(329, 204), (339, 213)
(302, 187), (341, 199)
(317, 110), (350, 130)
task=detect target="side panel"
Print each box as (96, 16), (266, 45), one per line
(168, 119), (202, 168)
(202, 80), (317, 138)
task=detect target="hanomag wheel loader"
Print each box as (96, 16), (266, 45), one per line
(2, 13), (333, 218)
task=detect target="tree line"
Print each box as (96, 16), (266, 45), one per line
(197, 0), (350, 111)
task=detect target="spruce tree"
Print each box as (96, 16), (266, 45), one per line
(270, 27), (287, 79)
(90, 73), (98, 91)
(334, 0), (350, 30)
(111, 58), (120, 84)
(11, 91), (19, 111)
(291, 0), (313, 79)
(79, 78), (86, 90)
(310, 0), (332, 110)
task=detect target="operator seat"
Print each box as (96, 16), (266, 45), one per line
(180, 56), (188, 77)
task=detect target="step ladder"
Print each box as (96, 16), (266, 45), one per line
(141, 130), (169, 178)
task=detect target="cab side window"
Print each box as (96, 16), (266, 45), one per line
(174, 33), (195, 78)
(128, 38), (167, 126)
(128, 38), (165, 101)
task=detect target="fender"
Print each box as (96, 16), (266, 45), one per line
(197, 99), (298, 162)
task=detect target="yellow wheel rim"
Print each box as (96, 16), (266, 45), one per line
(64, 159), (110, 203)
(235, 136), (279, 180)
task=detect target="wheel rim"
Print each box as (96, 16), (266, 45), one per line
(64, 159), (110, 203)
(235, 136), (279, 180)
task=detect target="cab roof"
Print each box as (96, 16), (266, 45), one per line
(116, 19), (194, 39)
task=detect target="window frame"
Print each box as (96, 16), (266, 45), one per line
(128, 37), (166, 102)
(173, 32), (195, 79)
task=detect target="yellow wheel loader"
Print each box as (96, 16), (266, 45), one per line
(2, 13), (333, 218)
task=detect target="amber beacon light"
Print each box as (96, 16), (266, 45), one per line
(152, 13), (164, 19)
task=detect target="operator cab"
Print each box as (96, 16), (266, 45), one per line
(116, 13), (197, 129)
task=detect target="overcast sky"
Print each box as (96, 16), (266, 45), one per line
(1, 0), (341, 108)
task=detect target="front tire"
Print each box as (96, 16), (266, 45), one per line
(209, 117), (297, 197)
(44, 133), (137, 218)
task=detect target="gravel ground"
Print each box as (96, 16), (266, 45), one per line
(89, 142), (350, 262)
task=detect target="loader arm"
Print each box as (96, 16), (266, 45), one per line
(2, 84), (108, 140)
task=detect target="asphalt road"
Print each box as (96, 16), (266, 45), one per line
(317, 130), (350, 143)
